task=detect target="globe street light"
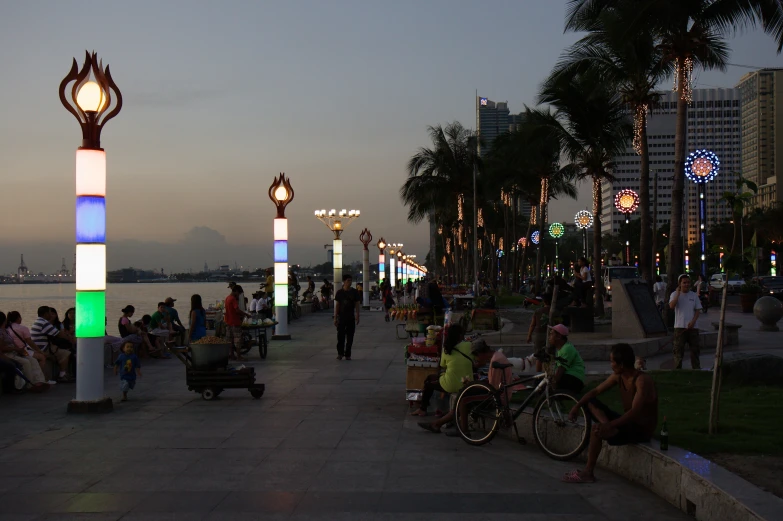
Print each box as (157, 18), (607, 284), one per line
(574, 210), (593, 258)
(549, 223), (565, 273)
(60, 51), (122, 414)
(685, 149), (720, 277)
(614, 189), (639, 266)
(269, 173), (294, 340)
(359, 228), (373, 310)
(315, 208), (359, 286)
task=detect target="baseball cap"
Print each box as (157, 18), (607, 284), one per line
(547, 324), (569, 337)
(164, 297), (176, 304)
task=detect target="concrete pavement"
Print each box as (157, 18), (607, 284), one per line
(0, 304), (690, 520)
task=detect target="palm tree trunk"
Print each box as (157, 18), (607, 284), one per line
(638, 112), (652, 285)
(429, 213), (438, 279)
(520, 215), (533, 289)
(535, 201), (546, 295)
(666, 60), (688, 319)
(593, 176), (605, 316)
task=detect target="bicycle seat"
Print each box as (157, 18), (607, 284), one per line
(491, 362), (513, 370)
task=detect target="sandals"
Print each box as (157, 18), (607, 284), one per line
(562, 470), (595, 484)
(409, 409), (427, 417)
(417, 422), (441, 434)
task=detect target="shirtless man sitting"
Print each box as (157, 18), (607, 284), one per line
(563, 342), (658, 483)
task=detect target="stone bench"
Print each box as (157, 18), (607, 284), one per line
(711, 322), (741, 346)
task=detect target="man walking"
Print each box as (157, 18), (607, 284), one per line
(669, 274), (702, 369)
(225, 285), (251, 361)
(334, 274), (360, 360)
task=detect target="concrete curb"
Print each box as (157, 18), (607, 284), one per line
(503, 411), (782, 521)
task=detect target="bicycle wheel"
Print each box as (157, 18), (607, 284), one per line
(532, 392), (591, 461)
(454, 382), (501, 446)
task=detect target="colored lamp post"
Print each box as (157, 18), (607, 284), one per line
(574, 210), (593, 258)
(388, 244), (399, 288)
(315, 208), (359, 286)
(614, 189), (639, 266)
(772, 249), (777, 276)
(269, 173), (294, 340)
(60, 51), (122, 413)
(377, 238), (387, 288)
(685, 149), (720, 277)
(397, 250), (404, 287)
(359, 228), (372, 309)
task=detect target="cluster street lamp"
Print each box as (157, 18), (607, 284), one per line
(269, 173), (294, 340)
(359, 229), (372, 310)
(315, 208), (359, 285)
(60, 51), (123, 414)
(685, 149), (720, 277)
(377, 238), (387, 288)
(574, 210), (593, 258)
(614, 189), (639, 266)
(549, 223), (565, 273)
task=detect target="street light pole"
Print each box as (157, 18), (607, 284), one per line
(377, 238), (386, 289)
(359, 229), (372, 310)
(60, 51), (122, 414)
(315, 209), (360, 287)
(269, 173), (294, 340)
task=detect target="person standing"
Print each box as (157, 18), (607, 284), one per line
(653, 275), (667, 313)
(669, 274), (702, 369)
(225, 285), (251, 360)
(189, 294), (207, 344)
(114, 342), (141, 402)
(334, 274), (360, 360)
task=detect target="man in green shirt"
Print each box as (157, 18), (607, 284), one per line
(548, 324), (585, 393)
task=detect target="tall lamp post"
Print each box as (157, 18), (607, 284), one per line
(614, 189), (639, 266)
(60, 51), (122, 414)
(388, 244), (399, 288)
(315, 208), (359, 286)
(549, 223), (564, 274)
(685, 150), (720, 277)
(269, 173), (294, 340)
(574, 210), (593, 258)
(377, 238), (387, 287)
(359, 228), (372, 310)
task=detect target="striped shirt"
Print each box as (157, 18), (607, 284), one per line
(30, 317), (59, 351)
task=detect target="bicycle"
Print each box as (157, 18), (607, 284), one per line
(453, 353), (591, 461)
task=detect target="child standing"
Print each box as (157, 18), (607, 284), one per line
(114, 342), (141, 402)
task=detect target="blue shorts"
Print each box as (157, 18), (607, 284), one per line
(120, 379), (136, 393)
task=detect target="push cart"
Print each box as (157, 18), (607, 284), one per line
(171, 344), (265, 401)
(239, 322), (277, 359)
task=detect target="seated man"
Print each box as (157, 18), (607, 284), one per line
(149, 302), (176, 349)
(164, 298), (186, 346)
(547, 324), (585, 394)
(6, 311), (50, 380)
(563, 343), (658, 484)
(30, 306), (72, 382)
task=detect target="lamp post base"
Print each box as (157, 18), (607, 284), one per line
(272, 334), (291, 340)
(67, 397), (113, 414)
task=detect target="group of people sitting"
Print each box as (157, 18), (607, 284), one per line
(413, 322), (659, 485)
(0, 306), (77, 393)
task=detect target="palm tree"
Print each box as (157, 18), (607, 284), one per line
(536, 70), (632, 315)
(402, 122), (480, 281)
(555, 3), (670, 285)
(486, 125), (579, 291)
(566, 0), (783, 308)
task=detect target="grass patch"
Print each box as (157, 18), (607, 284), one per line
(497, 295), (527, 307)
(584, 371), (783, 456)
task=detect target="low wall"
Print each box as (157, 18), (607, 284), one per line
(504, 411), (781, 521)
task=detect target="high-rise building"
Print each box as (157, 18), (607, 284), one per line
(604, 88), (741, 249)
(476, 97), (510, 155)
(737, 68), (783, 210)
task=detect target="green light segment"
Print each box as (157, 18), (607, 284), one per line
(76, 290), (105, 338)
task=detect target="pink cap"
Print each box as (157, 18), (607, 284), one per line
(548, 324), (569, 336)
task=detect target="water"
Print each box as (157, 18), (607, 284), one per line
(0, 282), (239, 331)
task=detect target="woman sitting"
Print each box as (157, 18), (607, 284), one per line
(117, 305), (160, 358)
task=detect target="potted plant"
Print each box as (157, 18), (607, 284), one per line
(739, 283), (761, 313)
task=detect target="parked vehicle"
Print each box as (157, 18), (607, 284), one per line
(709, 273), (744, 294)
(756, 276), (783, 301)
(601, 266), (640, 301)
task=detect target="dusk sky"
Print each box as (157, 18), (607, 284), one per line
(1, 0), (781, 274)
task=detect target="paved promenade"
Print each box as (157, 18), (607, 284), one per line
(0, 307), (689, 520)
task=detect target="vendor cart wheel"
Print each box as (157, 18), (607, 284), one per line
(201, 388), (217, 401)
(259, 335), (268, 359)
(250, 387), (264, 399)
(240, 332), (253, 354)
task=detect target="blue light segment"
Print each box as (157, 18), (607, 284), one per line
(75, 196), (106, 243)
(274, 240), (287, 262)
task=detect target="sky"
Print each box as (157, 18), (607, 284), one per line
(1, 0), (781, 274)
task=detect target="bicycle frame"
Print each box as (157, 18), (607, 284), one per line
(501, 372), (552, 423)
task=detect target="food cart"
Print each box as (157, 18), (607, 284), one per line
(405, 325), (444, 405)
